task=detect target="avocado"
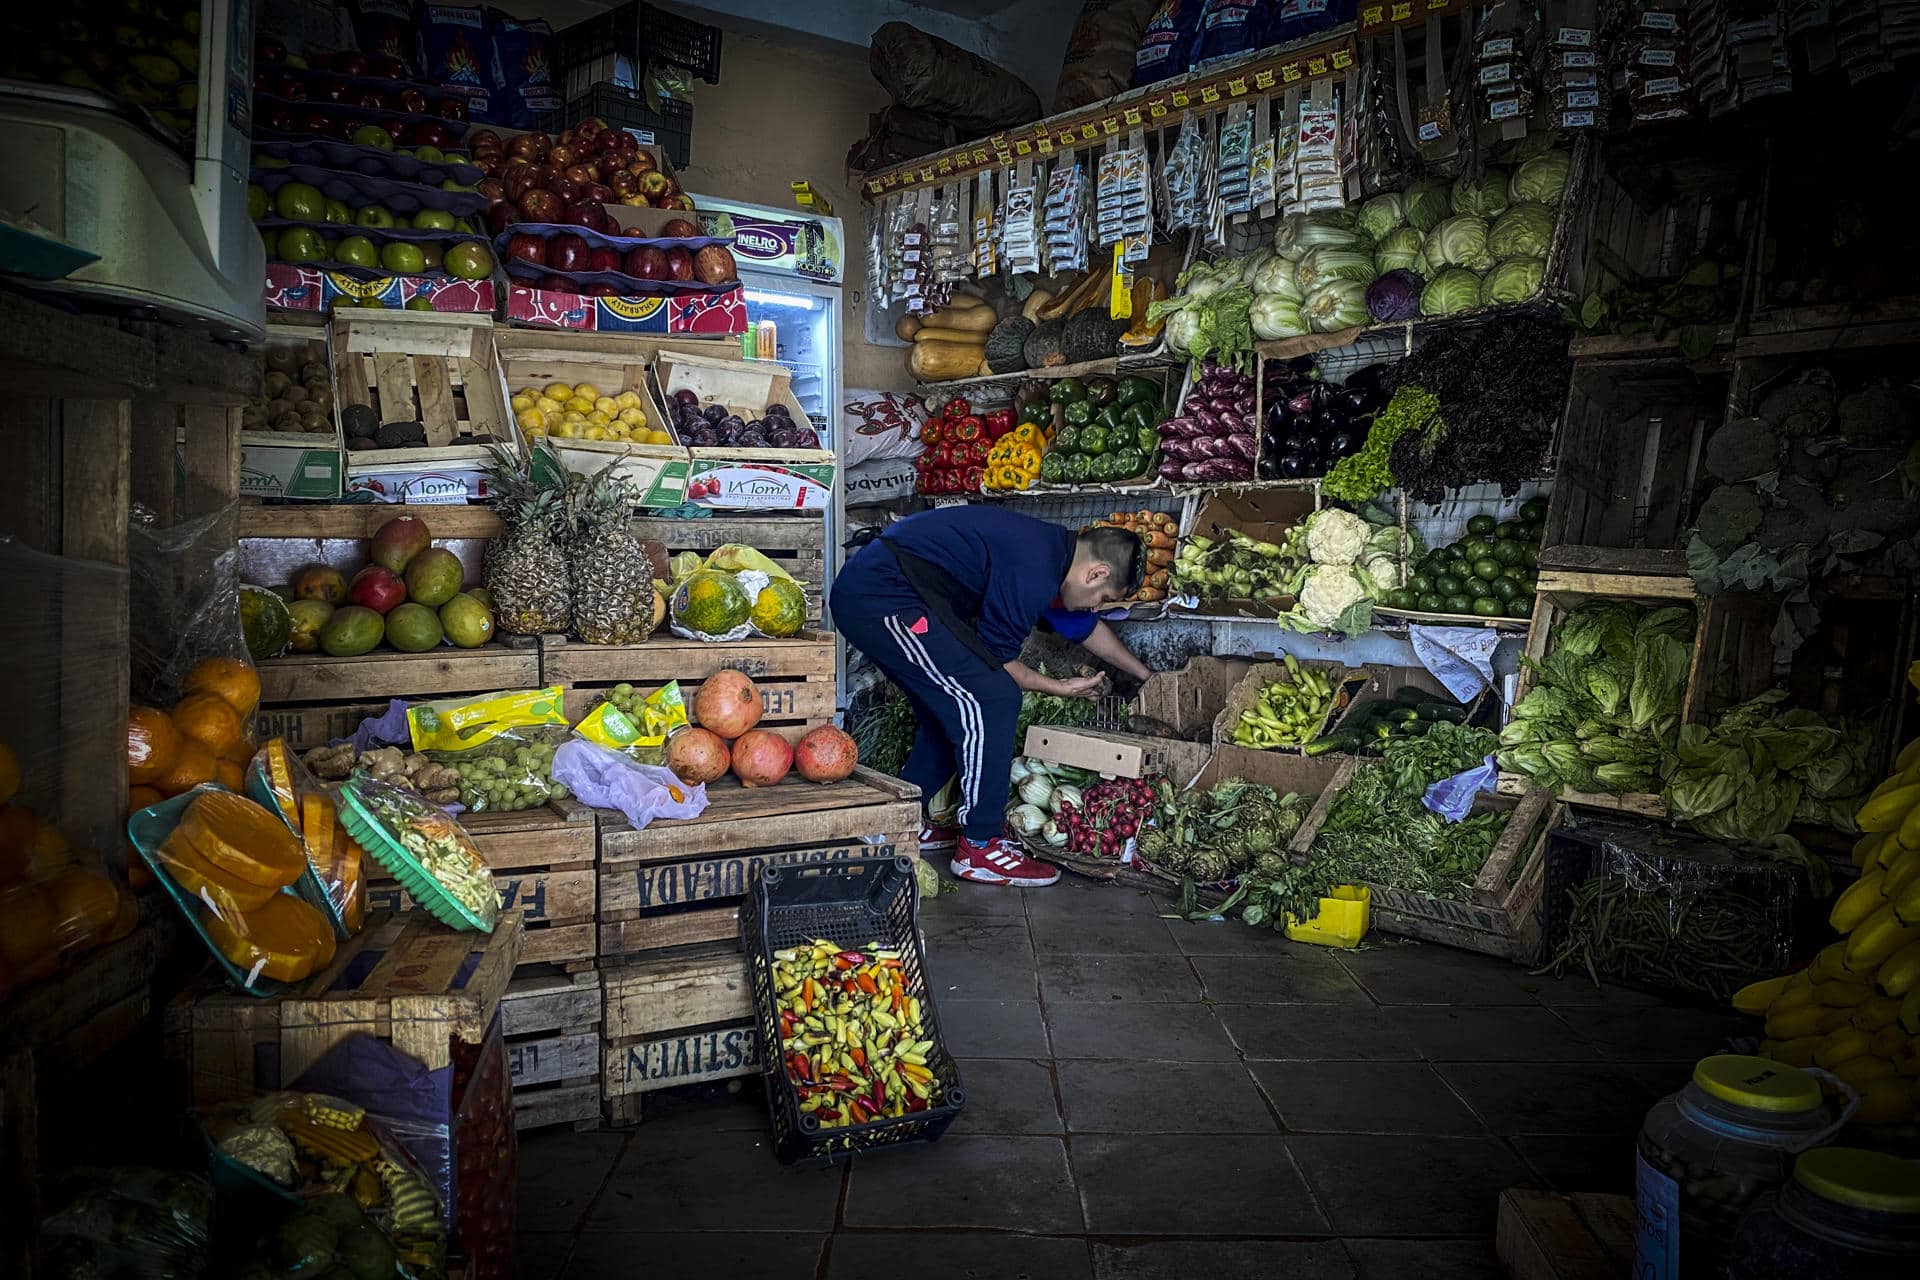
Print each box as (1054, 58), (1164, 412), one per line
(340, 403), (379, 439)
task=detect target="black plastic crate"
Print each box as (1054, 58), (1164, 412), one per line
(741, 857), (965, 1166)
(558, 1), (723, 84)
(532, 84), (691, 170)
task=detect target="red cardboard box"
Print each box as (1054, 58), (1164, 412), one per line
(265, 265), (496, 314)
(504, 282), (747, 333)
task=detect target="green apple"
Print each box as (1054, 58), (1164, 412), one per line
(405, 296), (436, 311)
(274, 182), (326, 221)
(412, 144), (445, 164)
(350, 124), (394, 151)
(443, 241), (495, 281)
(247, 184), (268, 221)
(324, 199), (352, 224)
(440, 179), (476, 193)
(411, 208), (457, 232)
(418, 242), (444, 271)
(354, 205), (396, 229)
(276, 226), (326, 263)
(336, 235), (380, 269)
(320, 238), (337, 260)
(381, 241), (427, 275)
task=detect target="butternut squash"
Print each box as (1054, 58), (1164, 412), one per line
(1020, 288), (1056, 322)
(895, 314), (922, 341)
(917, 305), (998, 334)
(908, 338), (989, 382)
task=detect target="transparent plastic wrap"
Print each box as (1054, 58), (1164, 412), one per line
(1537, 820), (1800, 1004)
(201, 1088), (447, 1276)
(337, 774), (500, 933)
(249, 740), (366, 938)
(573, 680), (689, 764)
(130, 501), (262, 710)
(409, 687), (571, 812)
(552, 738), (709, 831)
(131, 784), (339, 996)
(37, 1165), (212, 1280)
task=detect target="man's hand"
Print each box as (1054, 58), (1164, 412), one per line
(1055, 673), (1107, 697)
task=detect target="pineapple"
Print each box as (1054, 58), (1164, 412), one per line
(485, 445), (574, 635)
(566, 460), (656, 644)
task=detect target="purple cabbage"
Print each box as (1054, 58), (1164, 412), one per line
(1366, 269), (1426, 323)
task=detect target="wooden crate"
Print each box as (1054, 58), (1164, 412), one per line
(1540, 360), (1731, 575)
(331, 311), (517, 471)
(1211, 661), (1368, 752)
(600, 945), (756, 1126)
(542, 630), (836, 739)
(254, 644), (544, 749)
(492, 329), (689, 507)
(1290, 762), (1562, 963)
(596, 767), (921, 962)
(633, 513), (827, 621)
(1496, 1189), (1634, 1280)
(501, 967), (603, 1132)
(163, 912), (523, 1107)
(366, 805), (598, 971)
(1021, 725), (1210, 785)
(241, 322), (344, 500)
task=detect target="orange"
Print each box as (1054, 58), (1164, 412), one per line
(0, 882), (56, 979)
(172, 694), (245, 758)
(215, 759), (246, 792)
(182, 656), (261, 719)
(0, 805), (35, 880)
(128, 706), (181, 785)
(46, 868), (118, 953)
(0, 742), (18, 805)
(128, 785), (164, 814)
(220, 736), (257, 765)
(153, 739), (217, 798)
(25, 823), (72, 879)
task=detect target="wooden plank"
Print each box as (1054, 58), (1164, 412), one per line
(1471, 790), (1551, 903)
(600, 908), (741, 956)
(239, 504), (505, 539)
(415, 357), (459, 445)
(501, 971), (602, 1038)
(630, 515), (825, 553)
(519, 923), (599, 968)
(372, 353), (413, 421)
(603, 949), (751, 1039)
(599, 835), (912, 916)
(368, 866), (593, 931)
(1533, 570), (1696, 599)
(1286, 756), (1360, 856)
(256, 644), (541, 702)
(597, 784), (920, 862)
(180, 404), (242, 516)
(541, 631), (836, 685)
(254, 701), (390, 750)
(508, 1030), (598, 1088)
(515, 1082), (600, 1131)
(1370, 903), (1544, 964)
(602, 1020), (759, 1095)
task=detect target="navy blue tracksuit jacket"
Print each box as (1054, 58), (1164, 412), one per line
(832, 507), (1095, 840)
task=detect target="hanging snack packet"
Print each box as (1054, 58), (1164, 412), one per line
(1134, 0), (1202, 88)
(420, 2), (498, 122)
(491, 14), (563, 129)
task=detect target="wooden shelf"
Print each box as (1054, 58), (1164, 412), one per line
(911, 349), (1181, 399)
(256, 642), (542, 705)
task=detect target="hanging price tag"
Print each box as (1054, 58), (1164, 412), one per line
(1254, 68), (1276, 90)
(1200, 84), (1221, 104)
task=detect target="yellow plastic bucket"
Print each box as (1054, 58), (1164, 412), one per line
(1284, 884), (1371, 948)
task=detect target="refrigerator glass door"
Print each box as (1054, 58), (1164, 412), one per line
(739, 274), (838, 443)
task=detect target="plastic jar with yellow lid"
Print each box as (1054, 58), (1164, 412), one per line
(1633, 1054), (1855, 1279)
(1727, 1147), (1920, 1278)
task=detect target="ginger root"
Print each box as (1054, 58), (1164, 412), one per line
(301, 743), (461, 805)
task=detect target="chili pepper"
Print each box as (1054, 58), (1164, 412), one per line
(856, 972), (878, 995)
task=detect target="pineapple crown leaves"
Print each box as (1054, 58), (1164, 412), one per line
(490, 442), (575, 536)
(565, 454), (642, 541)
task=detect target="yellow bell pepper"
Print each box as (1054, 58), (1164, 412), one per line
(1012, 423), (1040, 447)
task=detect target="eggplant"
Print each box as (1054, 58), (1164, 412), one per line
(1281, 431), (1316, 454)
(1258, 455), (1282, 479)
(1265, 403), (1291, 432)
(1286, 391), (1315, 416)
(1225, 433), (1256, 461)
(1309, 383), (1335, 410)
(1336, 388), (1371, 415)
(1261, 429), (1282, 453)
(1231, 395), (1255, 417)
(1307, 410), (1340, 439)
(1327, 430), (1361, 457)
(1279, 452), (1310, 478)
(793, 426), (821, 449)
(673, 388), (700, 407)
(1192, 408), (1223, 435)
(1157, 458), (1187, 482)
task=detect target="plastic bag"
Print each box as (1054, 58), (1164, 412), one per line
(573, 681), (689, 763)
(870, 22), (1042, 132)
(249, 739), (366, 938)
(131, 784), (337, 996)
(552, 739), (708, 830)
(38, 1166), (212, 1279)
(292, 1035), (459, 1238)
(340, 774), (499, 932)
(130, 501), (256, 714)
(1423, 756), (1498, 821)
(409, 687), (571, 812)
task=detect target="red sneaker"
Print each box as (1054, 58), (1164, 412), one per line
(920, 823), (960, 851)
(951, 836), (1060, 888)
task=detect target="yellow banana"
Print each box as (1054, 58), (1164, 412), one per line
(1816, 980), (1876, 1008)
(1897, 735), (1920, 773)
(1844, 904), (1920, 969)
(1831, 869), (1889, 931)
(1892, 1037), (1920, 1076)
(1769, 974), (1817, 1014)
(1766, 1003), (1834, 1040)
(1852, 995), (1904, 1031)
(1832, 1055), (1899, 1089)
(1884, 849), (1920, 899)
(1857, 782), (1920, 832)
(1855, 1077), (1916, 1125)
(1901, 985), (1920, 1036)
(1815, 1026), (1874, 1068)
(1876, 938), (1920, 998)
(1901, 803), (1920, 861)
(1768, 1035), (1821, 1068)
(1810, 943), (1871, 984)
(1879, 833), (1913, 870)
(1871, 1025), (1912, 1059)
(1853, 831), (1886, 868)
(1893, 877), (1920, 927)
(1733, 974), (1792, 1016)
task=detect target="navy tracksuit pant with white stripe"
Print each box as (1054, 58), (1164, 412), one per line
(833, 554), (1019, 842)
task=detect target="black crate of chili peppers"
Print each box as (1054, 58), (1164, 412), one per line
(1537, 818), (1803, 1008)
(741, 857), (965, 1165)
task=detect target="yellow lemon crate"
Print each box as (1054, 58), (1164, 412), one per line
(493, 329), (705, 507)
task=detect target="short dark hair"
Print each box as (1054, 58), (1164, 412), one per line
(1079, 525), (1143, 595)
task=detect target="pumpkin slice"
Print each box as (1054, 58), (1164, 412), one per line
(179, 790), (305, 889)
(334, 834), (366, 932)
(263, 741), (299, 828)
(206, 894), (336, 983)
(301, 793), (334, 879)
(157, 830), (280, 914)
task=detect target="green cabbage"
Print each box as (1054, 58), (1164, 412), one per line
(1482, 257), (1544, 305)
(1356, 192), (1405, 241)
(1295, 246), (1377, 293)
(1510, 152), (1571, 207)
(1424, 215), (1493, 272)
(1404, 178), (1451, 233)
(1487, 203), (1556, 259)
(1302, 280), (1370, 332)
(1420, 268), (1483, 316)
(1250, 295), (1308, 340)
(1628, 633), (1690, 731)
(1251, 255), (1303, 302)
(1451, 168), (1511, 219)
(1375, 226), (1424, 274)
(1275, 210), (1368, 261)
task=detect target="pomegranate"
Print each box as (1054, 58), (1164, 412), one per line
(731, 729), (793, 788)
(692, 670), (761, 739)
(666, 727), (730, 785)
(793, 726), (858, 783)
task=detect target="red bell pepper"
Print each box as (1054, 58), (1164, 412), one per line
(944, 397), (970, 421)
(985, 409), (1015, 438)
(961, 465), (984, 492)
(921, 419), (946, 447)
(952, 415), (985, 443)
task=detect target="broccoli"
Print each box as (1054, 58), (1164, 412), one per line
(1695, 484), (1763, 551)
(1757, 478), (1832, 547)
(1827, 449), (1905, 509)
(1757, 379), (1835, 436)
(1835, 383), (1914, 444)
(1785, 441), (1840, 483)
(1703, 418), (1781, 482)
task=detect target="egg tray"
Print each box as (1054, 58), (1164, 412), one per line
(264, 256), (476, 284)
(255, 218), (490, 251)
(252, 164), (489, 218)
(499, 221), (731, 253)
(336, 780), (497, 934)
(253, 138), (484, 187)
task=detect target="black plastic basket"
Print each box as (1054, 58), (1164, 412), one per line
(532, 83), (691, 170)
(558, 2), (723, 84)
(741, 857), (965, 1165)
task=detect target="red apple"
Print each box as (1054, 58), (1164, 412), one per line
(523, 164), (555, 192)
(300, 110), (339, 137)
(368, 55), (406, 79)
(587, 246), (622, 273)
(659, 218), (699, 239)
(548, 144), (576, 169)
(548, 233), (590, 272)
(631, 150), (657, 175)
(609, 170), (639, 196)
(257, 37), (285, 63)
(503, 160), (534, 196)
(584, 281), (622, 296)
(274, 73), (306, 101)
(536, 274), (575, 292)
(331, 51), (369, 76)
(625, 246), (667, 279)
(670, 194), (696, 211)
(519, 189), (562, 222)
(475, 177), (506, 202)
(550, 174), (581, 204)
(380, 119), (405, 141)
(268, 106), (296, 133)
(436, 97), (468, 121)
(407, 120), (452, 147)
(356, 87), (393, 111)
(574, 116), (607, 142)
(483, 200), (516, 236)
(562, 164), (593, 189)
(693, 245), (737, 285)
(612, 131), (640, 153)
(398, 87), (429, 116)
(563, 200), (610, 233)
(469, 129), (502, 151)
(348, 565), (406, 615)
(587, 183), (615, 204)
(664, 247), (694, 281)
(508, 132), (551, 160)
(315, 78), (350, 103)
(505, 233), (548, 268)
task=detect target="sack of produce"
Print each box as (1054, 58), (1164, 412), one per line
(407, 687), (572, 813)
(870, 22), (1042, 132)
(1055, 0), (1157, 109)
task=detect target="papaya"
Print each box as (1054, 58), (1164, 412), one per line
(156, 830), (281, 914)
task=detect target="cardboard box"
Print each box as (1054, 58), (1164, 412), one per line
(1171, 489), (1317, 618)
(505, 282), (748, 334)
(266, 265), (496, 314)
(1187, 745), (1346, 799)
(656, 347), (836, 510)
(1213, 661), (1369, 751)
(241, 323), (343, 500)
(1134, 657), (1256, 739)
(1020, 726), (1209, 783)
(343, 468), (496, 503)
(1320, 664), (1482, 738)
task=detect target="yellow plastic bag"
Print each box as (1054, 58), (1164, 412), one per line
(705, 543), (794, 581)
(406, 687), (567, 753)
(574, 682), (689, 762)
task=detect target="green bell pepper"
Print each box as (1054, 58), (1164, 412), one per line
(1048, 378), (1086, 405)
(1039, 451), (1068, 484)
(1053, 424), (1082, 453)
(1120, 402), (1156, 435)
(1084, 377), (1117, 407)
(1064, 453), (1093, 483)
(1062, 400), (1095, 428)
(1116, 375), (1159, 407)
(1113, 447), (1145, 479)
(1135, 425), (1159, 456)
(1078, 424), (1110, 455)
(1095, 405), (1125, 434)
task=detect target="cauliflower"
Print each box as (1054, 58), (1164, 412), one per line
(1304, 508), (1371, 565)
(1361, 553), (1402, 591)
(1298, 564), (1371, 632)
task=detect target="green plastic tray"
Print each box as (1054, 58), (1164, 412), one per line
(336, 777), (497, 933)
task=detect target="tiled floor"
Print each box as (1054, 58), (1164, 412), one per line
(519, 873), (1744, 1279)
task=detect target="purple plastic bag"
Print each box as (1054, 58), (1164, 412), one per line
(1424, 756), (1498, 821)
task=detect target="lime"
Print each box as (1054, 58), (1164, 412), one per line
(381, 241), (427, 274)
(1490, 577), (1519, 602)
(1408, 574), (1435, 595)
(1387, 588), (1418, 610)
(1519, 498), (1548, 523)
(405, 296), (436, 310)
(1443, 594), (1473, 615)
(1472, 597), (1503, 617)
(1441, 544), (1466, 562)
(1492, 539), (1526, 565)
(1467, 514), (1497, 536)
(1506, 597), (1533, 618)
(1435, 573), (1464, 596)
(1495, 521), (1524, 540)
(1461, 537), (1496, 561)
(1520, 521), (1543, 543)
(1416, 593), (1445, 613)
(1471, 557), (1502, 581)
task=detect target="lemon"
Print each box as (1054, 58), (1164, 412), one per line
(552, 420), (580, 438)
(618, 406), (647, 425)
(565, 396), (595, 414)
(516, 407), (547, 430)
(545, 382), (574, 402)
(585, 426), (609, 440)
(587, 409), (610, 426)
(615, 390), (642, 410)
(573, 382), (599, 401)
(594, 396), (619, 415)
(511, 392), (535, 412)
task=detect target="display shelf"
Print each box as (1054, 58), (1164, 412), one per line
(909, 348), (1181, 400)
(542, 630), (836, 734)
